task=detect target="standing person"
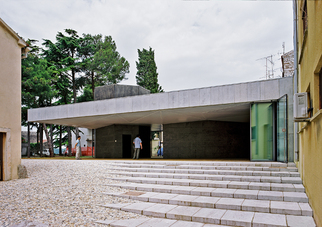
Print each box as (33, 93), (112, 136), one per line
(133, 135), (142, 159)
(74, 136), (81, 160)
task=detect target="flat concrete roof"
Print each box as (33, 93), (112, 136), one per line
(28, 77), (293, 129)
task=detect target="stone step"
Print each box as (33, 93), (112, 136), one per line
(108, 176), (305, 192)
(111, 163), (298, 172)
(110, 171), (303, 184)
(111, 161), (297, 168)
(104, 191), (313, 216)
(96, 218), (231, 226)
(110, 166), (300, 177)
(106, 183), (309, 203)
(99, 202), (316, 227)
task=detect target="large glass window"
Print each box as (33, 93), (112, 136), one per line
(277, 95), (288, 162)
(251, 103), (274, 161)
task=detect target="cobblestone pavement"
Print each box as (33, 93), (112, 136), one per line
(0, 159), (143, 227)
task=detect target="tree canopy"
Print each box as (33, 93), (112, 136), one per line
(21, 29), (131, 154)
(136, 47), (163, 93)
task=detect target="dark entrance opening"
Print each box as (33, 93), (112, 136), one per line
(139, 126), (151, 158)
(122, 134), (132, 158)
(0, 133), (3, 181)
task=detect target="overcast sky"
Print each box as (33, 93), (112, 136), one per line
(1, 0), (294, 92)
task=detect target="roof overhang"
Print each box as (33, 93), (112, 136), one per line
(28, 77), (293, 129)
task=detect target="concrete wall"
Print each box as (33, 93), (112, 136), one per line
(96, 125), (139, 158)
(0, 19), (27, 180)
(94, 84), (150, 101)
(163, 121), (250, 159)
(296, 1), (322, 226)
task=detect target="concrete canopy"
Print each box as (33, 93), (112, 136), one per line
(28, 77), (293, 129)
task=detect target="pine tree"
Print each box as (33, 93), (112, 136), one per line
(136, 47), (163, 93)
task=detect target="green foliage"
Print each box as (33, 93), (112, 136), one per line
(22, 30), (130, 130)
(79, 34), (130, 98)
(42, 29), (81, 104)
(21, 39), (57, 126)
(136, 47), (163, 93)
(77, 85), (94, 103)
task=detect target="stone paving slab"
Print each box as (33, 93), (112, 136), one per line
(142, 203), (177, 218)
(123, 170), (270, 184)
(248, 182), (271, 190)
(107, 191), (313, 217)
(136, 192), (158, 202)
(233, 189), (258, 199)
(136, 218), (176, 227)
(283, 192), (308, 203)
(116, 161), (291, 167)
(271, 201), (302, 215)
(104, 161), (313, 226)
(258, 190), (284, 201)
(109, 218), (150, 227)
(106, 183), (308, 202)
(166, 206), (201, 221)
(220, 210), (254, 227)
(101, 203), (132, 210)
(169, 220), (204, 227)
(121, 203), (156, 214)
(111, 166), (298, 176)
(190, 187), (215, 196)
(191, 196), (220, 208)
(169, 194), (199, 206)
(149, 193), (178, 204)
(299, 202), (313, 216)
(241, 199), (270, 213)
(215, 198), (244, 210)
(252, 213), (287, 227)
(286, 215), (316, 227)
(227, 181), (250, 189)
(100, 203), (316, 226)
(211, 188), (237, 198)
(192, 208), (227, 224)
(111, 176), (305, 192)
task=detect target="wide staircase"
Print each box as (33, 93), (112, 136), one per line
(96, 161), (316, 227)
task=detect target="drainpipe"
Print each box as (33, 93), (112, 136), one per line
(293, 0), (299, 162)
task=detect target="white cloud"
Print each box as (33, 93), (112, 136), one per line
(0, 0), (293, 91)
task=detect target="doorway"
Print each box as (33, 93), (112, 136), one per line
(122, 134), (132, 158)
(0, 133), (3, 181)
(139, 126), (151, 158)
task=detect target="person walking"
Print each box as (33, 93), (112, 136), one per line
(74, 136), (81, 160)
(133, 135), (142, 159)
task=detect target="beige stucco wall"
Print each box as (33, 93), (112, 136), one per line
(296, 1), (322, 226)
(0, 19), (26, 180)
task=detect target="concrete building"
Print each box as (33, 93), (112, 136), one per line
(28, 77), (294, 162)
(294, 0), (322, 225)
(0, 18), (29, 181)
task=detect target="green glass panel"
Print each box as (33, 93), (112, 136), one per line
(251, 103), (273, 161)
(277, 95), (288, 162)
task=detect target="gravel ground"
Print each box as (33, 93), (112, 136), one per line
(0, 159), (143, 227)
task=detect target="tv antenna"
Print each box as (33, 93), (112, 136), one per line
(256, 54), (275, 80)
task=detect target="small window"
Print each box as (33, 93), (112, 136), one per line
(302, 0), (308, 34)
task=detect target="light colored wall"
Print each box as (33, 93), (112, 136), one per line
(296, 1), (322, 226)
(0, 20), (26, 180)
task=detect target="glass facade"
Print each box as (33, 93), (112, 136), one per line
(277, 95), (288, 162)
(251, 103), (274, 161)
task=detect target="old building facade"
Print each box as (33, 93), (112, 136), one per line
(0, 18), (28, 180)
(295, 0), (322, 225)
